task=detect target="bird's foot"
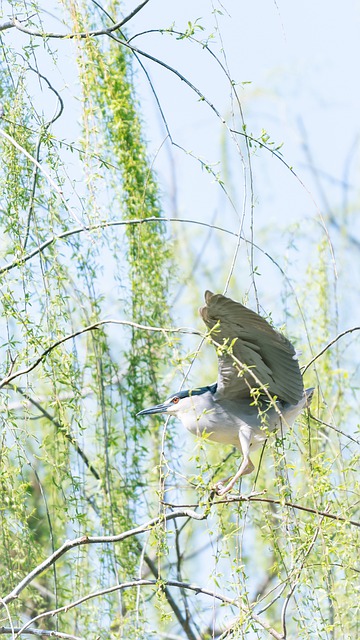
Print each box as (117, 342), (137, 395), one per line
(212, 458), (255, 496)
(213, 478), (236, 496)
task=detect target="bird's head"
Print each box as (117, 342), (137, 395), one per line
(137, 386), (216, 418)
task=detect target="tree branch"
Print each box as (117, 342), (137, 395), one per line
(0, 217), (238, 276)
(17, 578), (283, 640)
(0, 629), (81, 639)
(308, 411), (360, 446)
(166, 494), (360, 528)
(214, 495), (360, 528)
(1, 507), (208, 608)
(0, 1), (150, 37)
(302, 326), (360, 374)
(0, 320), (201, 389)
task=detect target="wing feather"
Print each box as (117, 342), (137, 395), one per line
(199, 291), (304, 404)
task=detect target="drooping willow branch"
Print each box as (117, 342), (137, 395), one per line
(10, 385), (102, 481)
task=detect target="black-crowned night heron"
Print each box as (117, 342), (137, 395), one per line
(138, 291), (314, 495)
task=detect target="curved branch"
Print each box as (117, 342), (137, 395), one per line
(1, 1), (150, 37)
(17, 579), (283, 640)
(1, 506), (208, 608)
(0, 217), (238, 276)
(167, 494), (360, 528)
(302, 326), (360, 374)
(0, 319), (201, 389)
(7, 18), (223, 124)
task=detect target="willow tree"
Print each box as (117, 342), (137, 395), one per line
(0, 2), (359, 640)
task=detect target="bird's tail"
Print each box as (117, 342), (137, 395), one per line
(280, 387), (314, 427)
(304, 387), (315, 407)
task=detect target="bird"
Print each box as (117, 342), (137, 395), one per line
(137, 290), (314, 495)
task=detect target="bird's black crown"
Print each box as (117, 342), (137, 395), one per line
(169, 383), (217, 401)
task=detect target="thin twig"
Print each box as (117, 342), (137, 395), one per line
(0, 129), (82, 227)
(165, 493), (360, 528)
(215, 495), (360, 528)
(308, 411), (360, 446)
(302, 326), (360, 374)
(0, 1), (150, 38)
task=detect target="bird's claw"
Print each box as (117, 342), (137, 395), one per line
(213, 481), (228, 496)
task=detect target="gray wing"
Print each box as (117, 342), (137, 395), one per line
(199, 291), (304, 405)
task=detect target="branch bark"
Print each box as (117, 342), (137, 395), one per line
(0, 629), (81, 639)
(1, 507), (208, 608)
(16, 578), (284, 640)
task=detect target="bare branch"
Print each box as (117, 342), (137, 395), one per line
(5, 19), (224, 125)
(0, 1), (150, 37)
(0, 629), (81, 639)
(17, 578), (283, 640)
(166, 494), (360, 528)
(302, 326), (360, 374)
(214, 495), (360, 528)
(0, 217), (238, 276)
(308, 411), (360, 446)
(1, 507), (208, 608)
(0, 21), (14, 32)
(0, 320), (201, 389)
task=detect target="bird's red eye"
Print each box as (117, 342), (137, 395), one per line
(172, 397), (180, 404)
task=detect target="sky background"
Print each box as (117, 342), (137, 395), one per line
(2, 0), (359, 390)
(3, 0), (359, 302)
(125, 0), (360, 314)
(118, 0), (360, 388)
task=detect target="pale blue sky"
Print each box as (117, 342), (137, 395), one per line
(1, 0), (359, 355)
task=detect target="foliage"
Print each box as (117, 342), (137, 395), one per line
(0, 2), (359, 639)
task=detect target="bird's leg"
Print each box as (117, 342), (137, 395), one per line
(215, 457), (254, 495)
(215, 427), (254, 496)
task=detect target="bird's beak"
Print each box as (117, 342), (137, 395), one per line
(137, 402), (168, 416)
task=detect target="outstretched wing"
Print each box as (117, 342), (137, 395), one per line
(199, 291), (304, 404)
